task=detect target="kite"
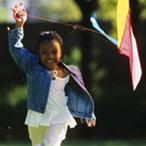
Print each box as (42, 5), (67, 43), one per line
(117, 0), (142, 90)
(90, 0), (142, 90)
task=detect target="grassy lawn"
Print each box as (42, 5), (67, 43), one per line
(0, 139), (146, 146)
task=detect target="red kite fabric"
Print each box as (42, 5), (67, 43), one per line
(117, 0), (142, 90)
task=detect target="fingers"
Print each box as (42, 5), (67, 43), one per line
(86, 119), (96, 127)
(10, 3), (27, 21)
(19, 3), (23, 6)
(92, 120), (96, 126)
(15, 5), (18, 8)
(10, 8), (15, 12)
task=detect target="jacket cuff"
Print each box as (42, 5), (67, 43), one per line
(7, 27), (23, 38)
(81, 113), (96, 123)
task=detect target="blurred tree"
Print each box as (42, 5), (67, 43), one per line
(74, 0), (98, 90)
(7, 85), (27, 107)
(130, 0), (141, 35)
(38, 0), (82, 22)
(138, 0), (146, 20)
(0, 5), (8, 23)
(94, 0), (117, 36)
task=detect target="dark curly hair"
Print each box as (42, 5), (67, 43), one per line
(35, 31), (64, 58)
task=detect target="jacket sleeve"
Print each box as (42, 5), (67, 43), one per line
(8, 27), (39, 74)
(71, 66), (96, 123)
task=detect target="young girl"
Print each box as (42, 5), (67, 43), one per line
(8, 3), (96, 146)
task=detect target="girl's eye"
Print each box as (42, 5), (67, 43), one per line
(42, 51), (48, 54)
(53, 51), (57, 54)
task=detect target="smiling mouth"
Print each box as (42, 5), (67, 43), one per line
(47, 60), (54, 63)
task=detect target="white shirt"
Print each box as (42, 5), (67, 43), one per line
(25, 74), (77, 128)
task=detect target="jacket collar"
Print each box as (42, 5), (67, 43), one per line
(37, 61), (75, 74)
(60, 62), (76, 75)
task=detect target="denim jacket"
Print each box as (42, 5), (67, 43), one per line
(8, 28), (96, 123)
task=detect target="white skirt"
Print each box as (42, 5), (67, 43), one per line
(25, 107), (77, 128)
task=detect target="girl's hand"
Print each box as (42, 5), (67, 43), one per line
(11, 3), (27, 28)
(86, 119), (96, 127)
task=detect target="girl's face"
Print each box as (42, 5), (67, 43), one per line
(38, 40), (62, 70)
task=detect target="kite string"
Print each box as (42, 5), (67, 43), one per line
(27, 14), (78, 35)
(27, 15), (74, 27)
(27, 14), (117, 39)
(28, 15), (96, 34)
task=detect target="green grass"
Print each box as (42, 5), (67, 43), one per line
(0, 139), (146, 146)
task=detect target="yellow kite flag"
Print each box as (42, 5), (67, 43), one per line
(117, 0), (142, 90)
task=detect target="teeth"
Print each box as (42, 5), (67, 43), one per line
(47, 60), (53, 63)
